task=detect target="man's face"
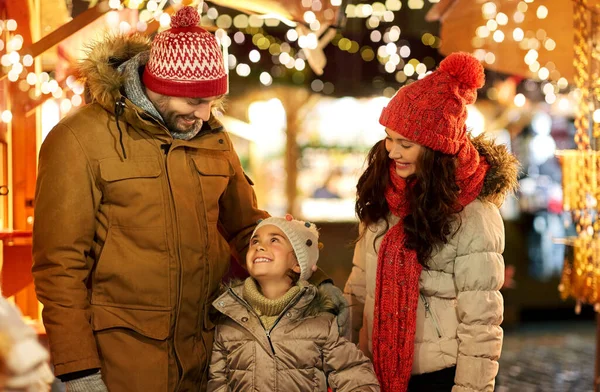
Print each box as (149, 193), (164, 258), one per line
(146, 89), (222, 138)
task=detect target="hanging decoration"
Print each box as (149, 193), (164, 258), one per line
(558, 0), (600, 312)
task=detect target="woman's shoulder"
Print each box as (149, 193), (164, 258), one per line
(462, 198), (501, 220)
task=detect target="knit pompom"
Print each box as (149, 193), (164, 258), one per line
(171, 6), (200, 28)
(438, 52), (485, 90)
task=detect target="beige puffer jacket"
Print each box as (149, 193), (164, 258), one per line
(208, 281), (380, 392)
(344, 136), (519, 392)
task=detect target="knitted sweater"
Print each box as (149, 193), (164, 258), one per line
(242, 278), (301, 330)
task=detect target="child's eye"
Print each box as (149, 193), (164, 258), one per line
(251, 239), (258, 245)
(271, 238), (279, 243)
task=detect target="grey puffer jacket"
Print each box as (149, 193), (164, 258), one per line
(208, 281), (380, 392)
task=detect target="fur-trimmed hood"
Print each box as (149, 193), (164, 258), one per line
(472, 134), (520, 207)
(77, 34), (151, 110)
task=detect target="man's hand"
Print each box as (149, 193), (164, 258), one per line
(319, 282), (349, 336)
(65, 372), (108, 392)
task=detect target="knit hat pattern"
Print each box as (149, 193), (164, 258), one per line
(253, 215), (319, 281)
(142, 6), (227, 98)
(379, 52), (485, 155)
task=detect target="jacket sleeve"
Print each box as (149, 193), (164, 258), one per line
(207, 324), (231, 392)
(452, 203), (505, 392)
(31, 124), (102, 376)
(217, 132), (269, 264)
(343, 224), (368, 343)
(323, 317), (380, 392)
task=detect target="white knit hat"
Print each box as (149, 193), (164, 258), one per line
(252, 215), (320, 280)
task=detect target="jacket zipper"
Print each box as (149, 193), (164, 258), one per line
(228, 287), (307, 355)
(162, 143), (186, 387)
(421, 293), (442, 338)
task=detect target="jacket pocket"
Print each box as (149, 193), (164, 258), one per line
(421, 294), (443, 339)
(92, 226), (170, 308)
(91, 303), (170, 340)
(191, 155), (233, 223)
(99, 157), (164, 228)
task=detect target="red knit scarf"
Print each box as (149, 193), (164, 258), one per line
(372, 144), (489, 392)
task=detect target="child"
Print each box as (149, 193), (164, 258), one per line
(208, 215), (380, 392)
(0, 296), (55, 391)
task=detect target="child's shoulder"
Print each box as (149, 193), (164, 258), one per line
(300, 282), (341, 319)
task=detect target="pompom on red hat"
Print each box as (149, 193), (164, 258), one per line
(143, 6), (227, 98)
(379, 52), (485, 155)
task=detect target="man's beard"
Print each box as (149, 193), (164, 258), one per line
(162, 111), (203, 140)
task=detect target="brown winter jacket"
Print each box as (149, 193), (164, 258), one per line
(31, 34), (269, 391)
(208, 281), (380, 392)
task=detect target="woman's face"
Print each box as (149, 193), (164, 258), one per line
(384, 128), (424, 178)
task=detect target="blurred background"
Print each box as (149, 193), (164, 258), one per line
(1, 0), (599, 390)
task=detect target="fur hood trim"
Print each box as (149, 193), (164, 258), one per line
(77, 34), (151, 110)
(472, 134), (520, 207)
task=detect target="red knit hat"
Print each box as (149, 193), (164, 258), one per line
(379, 52), (485, 155)
(143, 6), (227, 98)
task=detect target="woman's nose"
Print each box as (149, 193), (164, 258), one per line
(388, 145), (401, 159)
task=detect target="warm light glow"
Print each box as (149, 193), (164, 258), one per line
(514, 93), (526, 107)
(159, 13), (171, 27)
(493, 30), (504, 42)
(558, 77), (569, 89)
(513, 28), (524, 41)
(71, 94), (83, 107)
(481, 2), (497, 18)
(26, 72), (37, 85)
(544, 38), (556, 51)
(476, 26), (490, 38)
(513, 11), (525, 23)
(484, 52), (496, 64)
(295, 58), (306, 71)
(538, 67), (550, 80)
(249, 50), (261, 63)
(236, 63), (251, 77)
(537, 5), (549, 19)
(399, 45), (410, 58)
(496, 12), (508, 25)
(108, 0), (121, 9)
(6, 20), (17, 31)
(524, 49), (538, 65)
(1, 110), (12, 123)
(303, 11), (316, 24)
(403, 63), (415, 76)
(259, 72), (273, 86)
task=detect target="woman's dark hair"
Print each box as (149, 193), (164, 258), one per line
(355, 140), (462, 267)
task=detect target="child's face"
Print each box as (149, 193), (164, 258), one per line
(246, 225), (301, 283)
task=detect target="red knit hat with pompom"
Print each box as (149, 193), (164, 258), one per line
(379, 52), (485, 154)
(143, 6), (227, 98)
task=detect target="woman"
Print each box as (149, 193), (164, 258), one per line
(344, 52), (519, 392)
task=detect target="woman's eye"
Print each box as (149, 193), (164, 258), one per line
(401, 144), (412, 149)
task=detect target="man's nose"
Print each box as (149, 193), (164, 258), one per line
(194, 103), (211, 121)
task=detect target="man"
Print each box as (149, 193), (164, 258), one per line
(32, 6), (344, 392)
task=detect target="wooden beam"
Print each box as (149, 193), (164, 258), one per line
(0, 1), (111, 82)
